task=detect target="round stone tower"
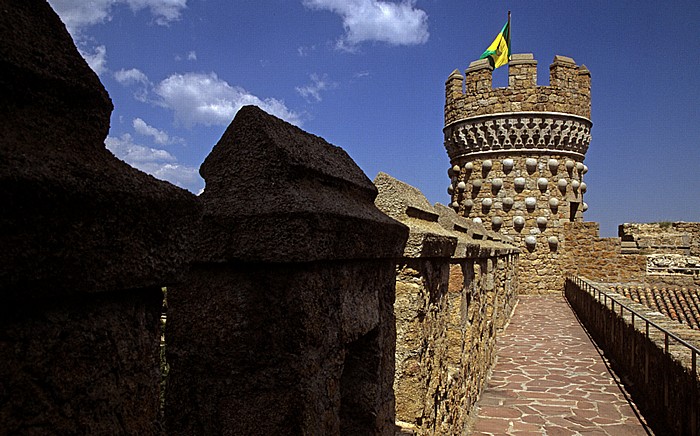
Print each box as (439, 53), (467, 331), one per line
(443, 54), (592, 292)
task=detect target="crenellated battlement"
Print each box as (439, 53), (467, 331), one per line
(445, 54), (591, 125)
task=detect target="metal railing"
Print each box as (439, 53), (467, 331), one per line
(566, 275), (700, 435)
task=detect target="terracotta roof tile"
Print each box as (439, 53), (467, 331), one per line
(616, 286), (700, 330)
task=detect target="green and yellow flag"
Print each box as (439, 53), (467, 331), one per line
(479, 17), (511, 68)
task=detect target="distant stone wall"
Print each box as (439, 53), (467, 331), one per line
(374, 173), (519, 434)
(557, 222), (700, 288)
(619, 222), (700, 256)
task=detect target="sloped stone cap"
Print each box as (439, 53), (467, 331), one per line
(0, 0), (201, 303)
(197, 106), (408, 262)
(374, 173), (456, 258)
(434, 203), (518, 258)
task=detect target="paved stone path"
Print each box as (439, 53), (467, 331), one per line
(470, 295), (653, 435)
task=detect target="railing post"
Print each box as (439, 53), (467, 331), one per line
(693, 350), (698, 436)
(665, 333), (670, 408)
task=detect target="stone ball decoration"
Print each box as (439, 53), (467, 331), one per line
(524, 235), (537, 248)
(525, 197), (537, 209)
(473, 217), (483, 224)
(492, 178), (503, 191)
(447, 184), (454, 195)
(536, 216), (548, 227)
(548, 236), (559, 250)
(464, 199), (474, 209)
(482, 159), (492, 171)
(537, 177), (549, 191)
(582, 164), (589, 174)
(549, 197), (559, 209)
(513, 216), (525, 228)
(492, 216), (503, 226)
(472, 179), (482, 189)
(583, 202), (589, 212)
(576, 162), (585, 172)
(464, 162), (474, 171)
(503, 197), (514, 210)
(482, 198), (493, 207)
(526, 158), (538, 173)
(580, 182), (587, 193)
(565, 160), (575, 171)
(451, 201), (459, 209)
(514, 177), (526, 191)
(548, 159), (559, 174)
(572, 180), (580, 190)
(457, 181), (466, 191)
(502, 158), (514, 173)
(452, 164), (461, 174)
(557, 179), (568, 191)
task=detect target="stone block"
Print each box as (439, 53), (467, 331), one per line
(166, 107), (408, 435)
(0, 1), (200, 433)
(374, 173), (457, 258)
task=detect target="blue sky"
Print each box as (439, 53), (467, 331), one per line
(48, 0), (699, 236)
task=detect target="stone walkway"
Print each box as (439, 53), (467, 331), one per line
(470, 295), (653, 435)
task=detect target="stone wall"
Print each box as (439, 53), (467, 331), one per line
(445, 54), (591, 125)
(164, 107), (409, 435)
(0, 1), (200, 433)
(374, 173), (519, 435)
(566, 278), (700, 435)
(557, 222), (700, 289)
(619, 222), (700, 256)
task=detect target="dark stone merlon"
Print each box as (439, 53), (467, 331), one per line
(165, 107), (408, 435)
(0, 1), (200, 434)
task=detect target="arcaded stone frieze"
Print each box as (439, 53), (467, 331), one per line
(444, 112), (592, 160)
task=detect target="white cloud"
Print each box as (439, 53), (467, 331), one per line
(302, 0), (429, 49)
(114, 68), (151, 101)
(133, 118), (170, 145)
(154, 72), (302, 127)
(105, 133), (203, 192)
(187, 50), (197, 60)
(79, 44), (108, 75)
(114, 68), (150, 85)
(48, 0), (187, 35)
(295, 73), (338, 102)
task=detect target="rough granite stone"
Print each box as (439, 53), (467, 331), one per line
(0, 0), (201, 303)
(166, 107), (408, 435)
(374, 172), (457, 258)
(0, 1), (200, 434)
(197, 105), (407, 263)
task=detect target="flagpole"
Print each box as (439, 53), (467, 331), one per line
(508, 10), (511, 58)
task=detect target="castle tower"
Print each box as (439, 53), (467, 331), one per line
(444, 54), (592, 292)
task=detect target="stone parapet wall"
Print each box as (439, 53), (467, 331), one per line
(566, 278), (700, 435)
(445, 54), (591, 125)
(620, 222), (700, 256)
(374, 173), (519, 434)
(0, 2), (200, 433)
(165, 107), (409, 436)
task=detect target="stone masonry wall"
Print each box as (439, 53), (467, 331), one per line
(374, 173), (519, 435)
(165, 107), (409, 436)
(445, 54), (591, 125)
(0, 1), (200, 433)
(558, 222), (700, 289)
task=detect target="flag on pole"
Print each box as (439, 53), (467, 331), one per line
(479, 15), (511, 68)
